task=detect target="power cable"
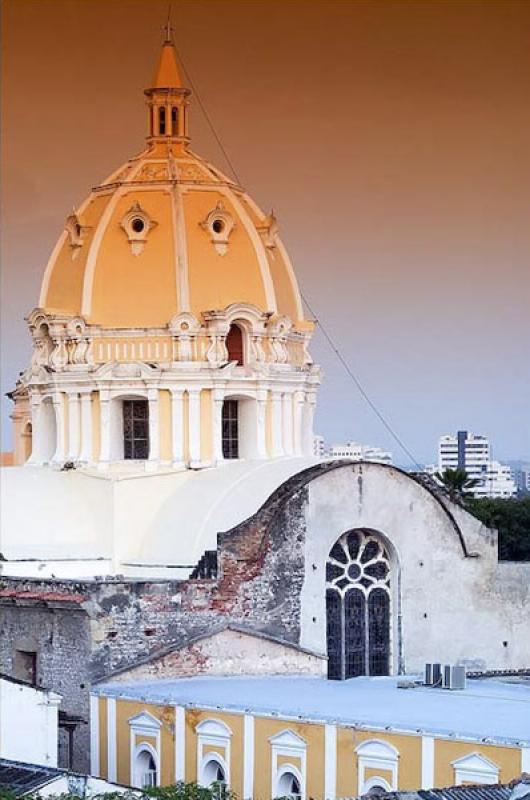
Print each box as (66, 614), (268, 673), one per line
(174, 41), (423, 469)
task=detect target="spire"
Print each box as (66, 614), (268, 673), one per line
(151, 31), (184, 89)
(144, 23), (191, 144)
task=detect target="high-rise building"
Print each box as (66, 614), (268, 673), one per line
(436, 431), (516, 498)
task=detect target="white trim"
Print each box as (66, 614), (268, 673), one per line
(89, 694), (100, 776)
(81, 160), (144, 317)
(324, 724), (337, 800)
(452, 752), (499, 785)
(107, 697), (117, 781)
(270, 729), (307, 800)
(174, 705), (185, 782)
(171, 177), (190, 312)
(421, 735), (435, 790)
(363, 776), (393, 793)
(522, 747), (530, 773)
(129, 711), (162, 788)
(196, 718), (232, 788)
(355, 739), (399, 796)
(243, 714), (254, 800)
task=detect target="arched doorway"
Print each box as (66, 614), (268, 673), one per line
(226, 323), (244, 365)
(326, 529), (391, 679)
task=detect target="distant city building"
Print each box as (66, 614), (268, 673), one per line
(313, 434), (326, 458)
(512, 465), (530, 496)
(431, 431), (516, 498)
(329, 440), (393, 465)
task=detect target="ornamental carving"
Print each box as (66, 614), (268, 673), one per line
(120, 202), (158, 255)
(65, 212), (90, 260)
(200, 201), (235, 256)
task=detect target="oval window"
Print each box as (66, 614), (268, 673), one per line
(212, 219), (225, 234)
(132, 217), (145, 234)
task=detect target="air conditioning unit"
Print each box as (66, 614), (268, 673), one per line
(424, 663), (442, 686)
(442, 664), (466, 690)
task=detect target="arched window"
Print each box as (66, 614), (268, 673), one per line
(135, 748), (157, 787)
(171, 106), (178, 135)
(226, 324), (244, 365)
(123, 399), (149, 459)
(222, 399), (239, 459)
(202, 756), (227, 798)
(158, 106), (166, 135)
(326, 530), (391, 679)
(276, 769), (302, 798)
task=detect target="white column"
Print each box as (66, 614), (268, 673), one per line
(98, 390), (111, 469)
(243, 714), (255, 800)
(147, 388), (160, 471)
(90, 694), (100, 776)
(107, 697), (117, 781)
(302, 391), (317, 456)
(255, 389), (268, 458)
(171, 389), (185, 468)
(282, 392), (294, 456)
(212, 388), (225, 464)
(522, 747), (530, 775)
(67, 392), (81, 461)
(174, 705), (186, 781)
(27, 395), (42, 465)
(421, 735), (435, 789)
(271, 391), (284, 457)
(188, 388), (201, 467)
(51, 392), (67, 465)
(293, 390), (305, 456)
(324, 724), (337, 800)
(79, 392), (93, 463)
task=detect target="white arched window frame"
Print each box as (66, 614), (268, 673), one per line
(355, 739), (399, 796)
(270, 729), (307, 800)
(275, 762), (304, 798)
(452, 753), (500, 785)
(196, 719), (232, 789)
(128, 711), (161, 788)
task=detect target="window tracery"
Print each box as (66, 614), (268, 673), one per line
(326, 530), (391, 679)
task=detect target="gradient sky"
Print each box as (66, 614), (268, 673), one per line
(2, 0), (529, 465)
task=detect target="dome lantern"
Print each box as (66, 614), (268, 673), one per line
(144, 26), (190, 144)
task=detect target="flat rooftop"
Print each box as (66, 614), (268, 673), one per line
(94, 675), (530, 746)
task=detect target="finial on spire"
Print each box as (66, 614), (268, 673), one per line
(163, 4), (173, 43)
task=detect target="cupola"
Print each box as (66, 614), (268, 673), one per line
(144, 24), (190, 144)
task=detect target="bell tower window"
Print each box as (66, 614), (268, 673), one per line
(222, 400), (239, 459)
(171, 106), (178, 135)
(123, 399), (149, 460)
(158, 106), (166, 135)
(226, 324), (244, 365)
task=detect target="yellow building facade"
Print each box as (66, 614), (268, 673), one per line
(11, 34), (319, 471)
(91, 676), (530, 799)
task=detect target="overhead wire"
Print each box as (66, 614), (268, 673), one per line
(174, 38), (423, 469)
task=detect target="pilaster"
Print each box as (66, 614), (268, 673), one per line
(146, 388), (160, 471)
(170, 388), (185, 468)
(67, 392), (81, 462)
(188, 388), (201, 467)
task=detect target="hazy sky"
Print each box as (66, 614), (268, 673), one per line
(2, 0), (529, 465)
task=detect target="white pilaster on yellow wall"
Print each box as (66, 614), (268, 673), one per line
(51, 392), (67, 464)
(256, 389), (267, 458)
(171, 389), (185, 467)
(421, 735), (435, 789)
(79, 392), (92, 462)
(107, 697), (117, 781)
(98, 390), (111, 468)
(147, 389), (160, 471)
(188, 389), (201, 467)
(522, 747), (530, 773)
(212, 388), (225, 463)
(243, 714), (254, 800)
(282, 392), (294, 456)
(174, 705), (186, 782)
(303, 393), (317, 456)
(293, 390), (305, 456)
(90, 694), (100, 776)
(67, 393), (81, 461)
(324, 724), (337, 800)
(271, 392), (284, 457)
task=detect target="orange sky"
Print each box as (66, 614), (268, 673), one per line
(2, 0), (529, 463)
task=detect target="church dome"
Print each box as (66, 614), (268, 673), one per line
(39, 38), (306, 331)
